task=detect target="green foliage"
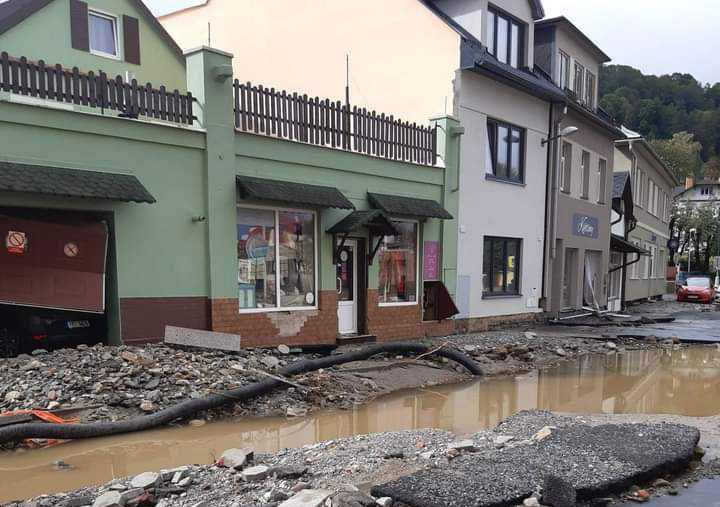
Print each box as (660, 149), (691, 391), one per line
(672, 203), (720, 272)
(649, 133), (703, 180)
(600, 65), (720, 166)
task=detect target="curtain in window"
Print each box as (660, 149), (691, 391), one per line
(89, 14), (117, 55)
(378, 221), (417, 303)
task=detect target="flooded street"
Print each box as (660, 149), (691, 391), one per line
(2, 346), (720, 503)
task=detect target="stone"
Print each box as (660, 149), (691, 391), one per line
(189, 419), (206, 427)
(278, 344), (291, 355)
(292, 482), (311, 493)
(119, 488), (145, 503)
(375, 498), (393, 507)
(532, 426), (554, 442)
(120, 351), (139, 363)
(493, 435), (514, 446)
(555, 348), (567, 357)
(218, 448), (254, 469)
(139, 400), (155, 412)
(164, 325), (242, 352)
(543, 475), (576, 507)
(269, 464), (308, 479)
(524, 332), (537, 339)
(241, 464), (269, 481)
(327, 491), (377, 506)
(287, 406), (309, 418)
(5, 391), (22, 402)
(523, 498), (541, 507)
(278, 489), (333, 507)
(262, 355), (281, 369)
(92, 491), (123, 507)
(448, 440), (475, 452)
(652, 478), (671, 488)
(605, 342), (617, 350)
(129, 471), (160, 490)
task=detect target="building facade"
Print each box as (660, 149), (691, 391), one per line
(614, 131), (679, 302)
(534, 17), (624, 314)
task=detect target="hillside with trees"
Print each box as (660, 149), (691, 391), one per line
(599, 65), (720, 181)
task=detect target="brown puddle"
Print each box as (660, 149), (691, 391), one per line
(2, 347), (720, 503)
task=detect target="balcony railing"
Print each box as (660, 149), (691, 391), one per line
(234, 81), (438, 166)
(0, 52), (196, 125)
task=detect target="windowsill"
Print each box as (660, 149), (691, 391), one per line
(482, 293), (522, 300)
(378, 301), (418, 307)
(485, 174), (526, 187)
(90, 49), (122, 61)
(239, 305), (318, 314)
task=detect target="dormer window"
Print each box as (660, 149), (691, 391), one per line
(558, 51), (570, 90)
(585, 70), (596, 109)
(573, 62), (584, 97)
(89, 10), (119, 59)
(487, 6), (524, 68)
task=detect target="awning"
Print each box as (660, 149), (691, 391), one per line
(327, 210), (399, 236)
(611, 234), (649, 255)
(0, 161), (156, 203)
(367, 192), (452, 219)
(237, 175), (354, 210)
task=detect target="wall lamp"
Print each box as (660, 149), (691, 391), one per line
(541, 126), (579, 147)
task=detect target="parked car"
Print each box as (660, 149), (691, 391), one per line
(677, 275), (716, 304)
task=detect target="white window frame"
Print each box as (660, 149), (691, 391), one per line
(378, 218), (420, 307)
(597, 158), (607, 204)
(584, 69), (596, 108)
(88, 9), (121, 60)
(630, 239), (641, 280)
(558, 50), (570, 90)
(237, 204), (319, 314)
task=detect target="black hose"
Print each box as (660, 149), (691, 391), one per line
(0, 342), (482, 444)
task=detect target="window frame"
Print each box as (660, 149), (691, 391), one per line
(88, 9), (121, 60)
(558, 50), (570, 90)
(378, 219), (420, 307)
(237, 204), (319, 314)
(482, 236), (522, 298)
(487, 5), (525, 69)
(486, 117), (526, 184)
(584, 70), (596, 109)
(597, 158), (607, 204)
(580, 150), (591, 200)
(560, 141), (573, 193)
(574, 62), (585, 98)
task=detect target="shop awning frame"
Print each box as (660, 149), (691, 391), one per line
(327, 210), (400, 265)
(237, 175), (354, 210)
(367, 192), (452, 220)
(0, 161), (156, 203)
(610, 234), (649, 256)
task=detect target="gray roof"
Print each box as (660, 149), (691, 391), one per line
(0, 161), (156, 203)
(236, 176), (354, 210)
(612, 172), (630, 200)
(327, 210), (399, 236)
(535, 16), (611, 63)
(368, 192), (452, 219)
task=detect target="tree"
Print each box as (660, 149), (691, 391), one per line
(650, 132), (704, 181)
(672, 203), (719, 272)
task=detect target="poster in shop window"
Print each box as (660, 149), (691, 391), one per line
(423, 241), (439, 280)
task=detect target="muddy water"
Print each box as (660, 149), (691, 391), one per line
(3, 347), (720, 503)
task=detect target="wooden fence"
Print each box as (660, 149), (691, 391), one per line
(234, 81), (437, 166)
(0, 52), (195, 125)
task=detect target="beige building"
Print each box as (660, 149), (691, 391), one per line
(161, 0), (566, 327)
(615, 130), (679, 302)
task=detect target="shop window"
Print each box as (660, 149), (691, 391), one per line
(483, 237), (521, 296)
(237, 207), (316, 311)
(378, 221), (418, 304)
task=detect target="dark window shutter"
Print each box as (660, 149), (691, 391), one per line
(123, 15), (140, 65)
(70, 0), (89, 51)
(423, 281), (459, 321)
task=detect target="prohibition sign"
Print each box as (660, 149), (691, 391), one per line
(6, 231), (27, 254)
(64, 242), (79, 258)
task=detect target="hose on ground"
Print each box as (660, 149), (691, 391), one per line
(0, 342), (483, 444)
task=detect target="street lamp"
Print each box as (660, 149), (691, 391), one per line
(541, 126), (579, 147)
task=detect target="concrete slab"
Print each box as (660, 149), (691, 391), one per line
(278, 489), (333, 506)
(164, 326), (242, 352)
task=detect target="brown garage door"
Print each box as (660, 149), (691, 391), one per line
(0, 215), (108, 313)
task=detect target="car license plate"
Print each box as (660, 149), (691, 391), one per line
(67, 320), (90, 329)
(687, 295), (698, 299)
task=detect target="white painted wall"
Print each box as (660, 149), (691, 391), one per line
(455, 70), (550, 318)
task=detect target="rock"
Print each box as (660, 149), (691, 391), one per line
(493, 435), (514, 446)
(326, 491), (377, 506)
(292, 482), (311, 493)
(375, 498), (393, 507)
(241, 464), (269, 481)
(532, 426), (554, 442)
(139, 400), (155, 412)
(120, 351), (138, 363)
(278, 489), (333, 507)
(278, 344), (291, 355)
(119, 488), (145, 503)
(605, 342), (617, 350)
(652, 478), (671, 488)
(92, 491), (123, 507)
(129, 471), (160, 490)
(694, 446), (706, 458)
(524, 332), (537, 339)
(188, 419), (206, 427)
(22, 359), (44, 371)
(261, 355), (281, 369)
(4, 391), (22, 402)
(448, 439), (476, 452)
(31, 349), (48, 356)
(217, 448), (254, 469)
(269, 464), (308, 479)
(543, 475), (576, 507)
(462, 344), (477, 352)
(555, 348), (567, 357)
(145, 378), (160, 390)
(523, 498), (541, 507)
(287, 406), (309, 417)
(47, 401), (61, 410)
(634, 489), (650, 501)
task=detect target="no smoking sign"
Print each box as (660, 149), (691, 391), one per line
(64, 242), (79, 258)
(6, 230), (27, 255)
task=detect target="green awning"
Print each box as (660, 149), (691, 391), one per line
(237, 176), (354, 210)
(0, 161), (155, 203)
(368, 192), (452, 219)
(611, 234), (649, 255)
(327, 210), (399, 236)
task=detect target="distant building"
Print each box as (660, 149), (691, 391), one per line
(675, 177), (720, 215)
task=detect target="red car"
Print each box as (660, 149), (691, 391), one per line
(677, 276), (716, 303)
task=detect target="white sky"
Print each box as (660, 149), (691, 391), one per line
(147, 0), (720, 85)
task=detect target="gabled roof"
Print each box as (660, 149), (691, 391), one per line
(616, 133), (681, 187)
(535, 16), (611, 63)
(0, 0), (184, 58)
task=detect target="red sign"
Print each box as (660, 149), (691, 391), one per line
(6, 230), (27, 255)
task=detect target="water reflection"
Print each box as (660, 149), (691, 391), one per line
(2, 347), (720, 503)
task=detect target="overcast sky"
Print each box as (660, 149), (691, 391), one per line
(147, 0), (720, 85)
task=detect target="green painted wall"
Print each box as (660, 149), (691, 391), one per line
(0, 0), (186, 91)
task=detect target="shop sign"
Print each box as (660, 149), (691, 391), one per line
(572, 214), (599, 239)
(423, 241), (439, 280)
(5, 230), (27, 254)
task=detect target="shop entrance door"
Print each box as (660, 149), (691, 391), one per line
(337, 239), (357, 334)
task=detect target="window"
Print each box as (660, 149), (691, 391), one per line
(558, 51), (570, 90)
(645, 244), (654, 280)
(89, 11), (119, 58)
(483, 237), (521, 296)
(585, 71), (596, 108)
(487, 6), (524, 68)
(581, 150), (591, 199)
(598, 158), (607, 204)
(574, 62), (585, 98)
(561, 141), (572, 193)
(630, 239), (641, 279)
(486, 118), (525, 183)
(237, 207), (316, 311)
(378, 221), (418, 304)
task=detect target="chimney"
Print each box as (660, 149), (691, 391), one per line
(685, 177), (694, 190)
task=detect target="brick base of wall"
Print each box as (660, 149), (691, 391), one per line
(120, 297), (210, 343)
(454, 312), (544, 334)
(209, 291), (338, 348)
(366, 289), (455, 341)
